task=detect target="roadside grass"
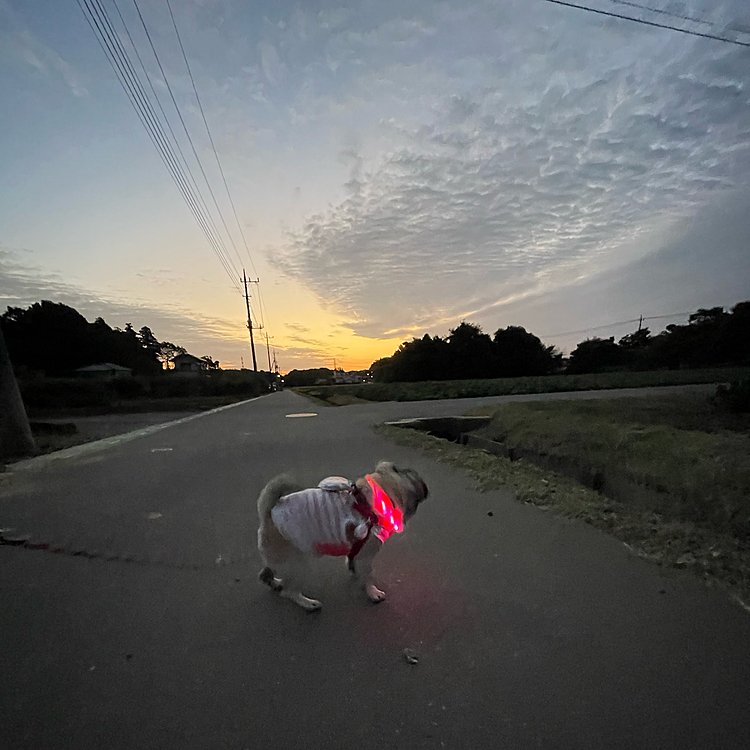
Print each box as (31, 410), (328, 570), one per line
(28, 427), (88, 455)
(375, 393), (750, 611)
(0, 395), (258, 467)
(289, 390), (371, 407)
(468, 394), (750, 535)
(297, 366), (750, 404)
(26, 395), (249, 419)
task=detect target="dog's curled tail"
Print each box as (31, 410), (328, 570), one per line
(257, 474), (301, 521)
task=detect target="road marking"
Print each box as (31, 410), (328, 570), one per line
(285, 413), (318, 418)
(9, 396), (265, 472)
(150, 448), (173, 453)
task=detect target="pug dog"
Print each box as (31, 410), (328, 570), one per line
(257, 461), (428, 611)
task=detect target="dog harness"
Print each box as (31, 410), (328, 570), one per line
(271, 475), (403, 558)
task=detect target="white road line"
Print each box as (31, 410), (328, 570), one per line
(10, 396), (264, 472)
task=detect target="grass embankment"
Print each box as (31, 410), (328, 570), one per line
(376, 392), (750, 609)
(297, 367), (750, 404)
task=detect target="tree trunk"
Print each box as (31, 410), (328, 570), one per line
(0, 324), (35, 459)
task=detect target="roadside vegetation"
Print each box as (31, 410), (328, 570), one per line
(296, 366), (750, 404)
(376, 385), (750, 610)
(371, 302), (750, 382)
(20, 370), (272, 418)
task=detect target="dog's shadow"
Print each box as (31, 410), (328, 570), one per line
(246, 545), (474, 670)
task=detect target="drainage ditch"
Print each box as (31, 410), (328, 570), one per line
(386, 416), (669, 510)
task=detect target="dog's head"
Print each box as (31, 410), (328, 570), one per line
(369, 460), (428, 523)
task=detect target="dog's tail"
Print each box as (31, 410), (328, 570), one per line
(257, 474), (300, 521)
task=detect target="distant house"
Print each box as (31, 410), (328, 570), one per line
(76, 363), (132, 380)
(333, 369), (372, 384)
(172, 353), (209, 374)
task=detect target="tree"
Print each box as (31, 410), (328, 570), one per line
(718, 301), (750, 365)
(158, 342), (187, 370)
(492, 325), (561, 377)
(138, 326), (161, 359)
(618, 327), (652, 369)
(447, 322), (494, 379)
(0, 301), (176, 376)
(568, 337), (626, 374)
(200, 356), (220, 370)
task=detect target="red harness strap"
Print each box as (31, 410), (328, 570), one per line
(347, 477), (404, 563)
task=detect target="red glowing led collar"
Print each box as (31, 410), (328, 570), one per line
(366, 474), (404, 542)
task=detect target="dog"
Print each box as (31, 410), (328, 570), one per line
(257, 461), (428, 611)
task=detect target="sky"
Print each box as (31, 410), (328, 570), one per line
(1, 0), (749, 371)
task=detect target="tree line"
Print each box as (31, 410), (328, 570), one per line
(0, 301), (207, 376)
(370, 301), (750, 382)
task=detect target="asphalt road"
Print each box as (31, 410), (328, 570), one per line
(2, 387), (749, 749)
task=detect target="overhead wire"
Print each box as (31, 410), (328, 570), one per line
(609, 0), (711, 27)
(540, 0), (750, 47)
(164, 0), (260, 280)
(86, 0), (240, 290)
(163, 0), (272, 334)
(110, 0), (240, 289)
(77, 0), (242, 293)
(542, 312), (694, 340)
(127, 0), (244, 282)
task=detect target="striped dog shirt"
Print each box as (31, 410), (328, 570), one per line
(271, 484), (371, 557)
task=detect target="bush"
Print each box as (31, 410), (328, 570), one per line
(17, 370), (274, 412)
(714, 379), (750, 413)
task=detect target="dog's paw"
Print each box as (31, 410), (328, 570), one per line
(298, 596), (322, 612)
(258, 567), (283, 591)
(366, 584), (386, 604)
(282, 590), (323, 612)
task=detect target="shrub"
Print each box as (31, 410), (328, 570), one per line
(714, 379), (750, 413)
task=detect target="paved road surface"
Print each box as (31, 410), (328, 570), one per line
(2, 387), (748, 749)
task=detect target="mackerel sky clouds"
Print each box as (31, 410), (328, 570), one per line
(2, 0), (749, 369)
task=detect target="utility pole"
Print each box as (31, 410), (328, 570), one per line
(264, 332), (272, 372)
(637, 315), (643, 331)
(242, 269), (262, 372)
(0, 323), (35, 459)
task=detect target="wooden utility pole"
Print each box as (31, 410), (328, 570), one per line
(0, 324), (35, 459)
(264, 332), (272, 372)
(242, 270), (261, 372)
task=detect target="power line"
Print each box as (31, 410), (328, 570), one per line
(77, 0), (242, 293)
(542, 311), (694, 340)
(110, 0), (239, 287)
(163, 0), (271, 337)
(540, 0), (750, 47)
(86, 0), (239, 289)
(127, 0), (244, 281)
(164, 0), (260, 281)
(609, 0), (711, 27)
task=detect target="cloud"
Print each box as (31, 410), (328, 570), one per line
(7, 29), (88, 97)
(285, 322), (310, 334)
(0, 247), (247, 365)
(0, 248), (350, 371)
(267, 1), (750, 339)
(258, 41), (283, 84)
